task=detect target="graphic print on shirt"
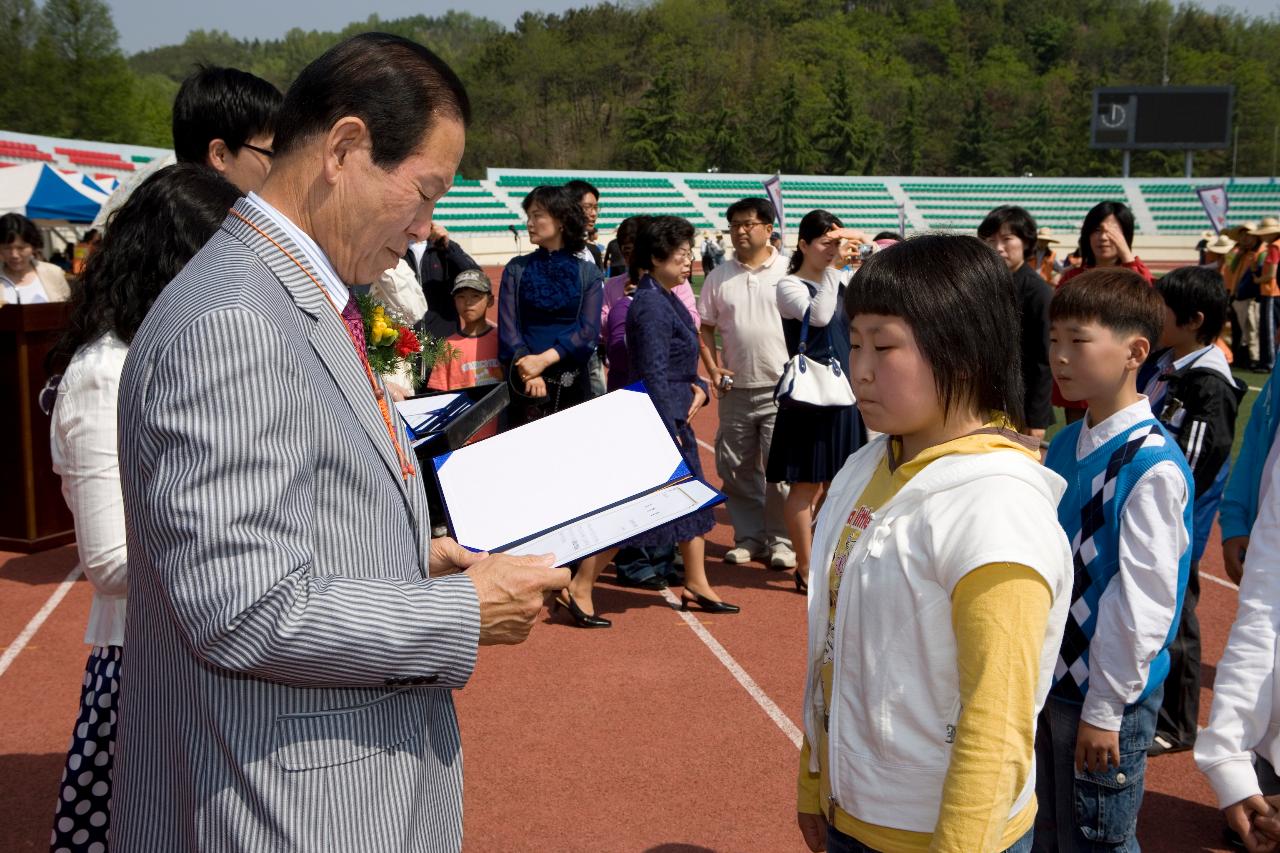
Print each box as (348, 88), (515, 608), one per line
(821, 504), (875, 665)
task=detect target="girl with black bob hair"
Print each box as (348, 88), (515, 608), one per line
(557, 216), (735, 627)
(498, 185), (602, 425)
(767, 209), (866, 594)
(843, 233), (1025, 428)
(798, 234), (1074, 853)
(45, 162), (242, 851)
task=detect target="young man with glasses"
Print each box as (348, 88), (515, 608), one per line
(697, 197), (795, 568)
(173, 65), (284, 194)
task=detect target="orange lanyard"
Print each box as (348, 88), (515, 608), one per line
(230, 210), (415, 479)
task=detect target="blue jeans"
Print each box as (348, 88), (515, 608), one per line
(827, 823), (1033, 853)
(1032, 688), (1162, 852)
(613, 544), (677, 583)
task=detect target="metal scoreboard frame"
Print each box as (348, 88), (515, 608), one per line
(1090, 86), (1234, 151)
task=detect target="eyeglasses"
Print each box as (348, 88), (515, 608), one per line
(672, 248), (694, 261)
(728, 220), (767, 232)
(243, 143), (274, 159)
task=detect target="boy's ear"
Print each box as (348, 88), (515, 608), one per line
(1190, 310), (1205, 332)
(1128, 335), (1151, 367)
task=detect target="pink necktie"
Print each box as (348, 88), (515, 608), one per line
(340, 293), (367, 358)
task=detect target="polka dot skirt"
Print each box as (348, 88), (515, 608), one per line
(50, 645), (120, 853)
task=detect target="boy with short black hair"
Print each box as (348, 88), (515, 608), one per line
(1142, 265), (1248, 755)
(1036, 268), (1194, 852)
(172, 66), (283, 193)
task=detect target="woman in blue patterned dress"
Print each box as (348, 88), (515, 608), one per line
(555, 216), (739, 627)
(498, 185), (603, 428)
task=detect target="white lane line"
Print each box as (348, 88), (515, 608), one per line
(0, 565), (82, 679)
(1201, 571), (1238, 591)
(660, 586), (804, 748)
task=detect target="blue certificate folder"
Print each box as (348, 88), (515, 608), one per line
(395, 392), (475, 443)
(432, 383), (724, 566)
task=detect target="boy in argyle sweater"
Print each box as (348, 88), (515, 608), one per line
(1034, 268), (1193, 852)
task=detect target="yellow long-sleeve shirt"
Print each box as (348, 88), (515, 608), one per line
(797, 430), (1054, 853)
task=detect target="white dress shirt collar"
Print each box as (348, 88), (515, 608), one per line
(1173, 344), (1216, 372)
(1077, 396), (1156, 460)
(245, 192), (350, 309)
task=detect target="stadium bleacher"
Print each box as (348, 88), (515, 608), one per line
(904, 180), (1129, 233)
(687, 178), (903, 233)
(491, 173), (713, 230)
(1142, 182), (1280, 233)
(0, 140), (54, 164)
(429, 177), (520, 233)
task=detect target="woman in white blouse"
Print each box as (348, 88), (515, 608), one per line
(46, 164), (241, 851)
(765, 211), (868, 593)
(0, 213), (69, 305)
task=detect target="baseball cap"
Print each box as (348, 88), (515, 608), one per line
(451, 269), (492, 294)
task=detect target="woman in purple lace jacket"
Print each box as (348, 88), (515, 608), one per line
(554, 216), (739, 627)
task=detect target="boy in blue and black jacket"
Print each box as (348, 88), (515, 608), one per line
(1036, 268), (1194, 852)
(1139, 265), (1247, 754)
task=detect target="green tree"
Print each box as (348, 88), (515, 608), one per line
(702, 107), (754, 173)
(0, 0), (42, 129)
(36, 0), (139, 141)
(769, 76), (817, 174)
(621, 72), (695, 172)
(952, 96), (997, 176)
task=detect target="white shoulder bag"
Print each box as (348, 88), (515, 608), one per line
(773, 304), (856, 409)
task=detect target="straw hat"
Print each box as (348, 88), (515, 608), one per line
(1204, 233), (1236, 255)
(1250, 217), (1280, 237)
(1201, 229), (1215, 240)
(1036, 227), (1061, 245)
(1224, 221), (1259, 238)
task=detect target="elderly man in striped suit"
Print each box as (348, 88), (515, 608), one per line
(110, 34), (568, 851)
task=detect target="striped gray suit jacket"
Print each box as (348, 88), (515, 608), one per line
(110, 199), (481, 852)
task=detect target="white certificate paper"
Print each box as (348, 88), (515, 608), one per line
(505, 480), (719, 565)
(433, 386), (722, 564)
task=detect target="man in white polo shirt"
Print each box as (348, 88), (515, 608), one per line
(697, 197), (795, 568)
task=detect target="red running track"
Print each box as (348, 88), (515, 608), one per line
(0, 398), (1244, 851)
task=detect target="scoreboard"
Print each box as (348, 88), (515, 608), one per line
(1091, 86), (1233, 150)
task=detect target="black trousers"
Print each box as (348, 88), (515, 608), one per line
(1157, 561), (1201, 745)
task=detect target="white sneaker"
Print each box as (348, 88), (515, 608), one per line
(723, 547), (754, 564)
(770, 549), (797, 569)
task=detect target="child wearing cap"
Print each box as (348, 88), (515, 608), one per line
(427, 268), (503, 438)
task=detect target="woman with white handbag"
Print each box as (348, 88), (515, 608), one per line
(767, 210), (867, 593)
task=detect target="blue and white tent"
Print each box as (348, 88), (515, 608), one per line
(0, 163), (114, 222)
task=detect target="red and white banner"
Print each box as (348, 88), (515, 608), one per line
(1196, 185), (1229, 235)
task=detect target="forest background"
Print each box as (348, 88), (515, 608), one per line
(1, 0), (1277, 178)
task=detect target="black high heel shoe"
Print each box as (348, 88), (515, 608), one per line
(553, 593), (612, 628)
(679, 590), (740, 614)
(794, 572), (808, 594)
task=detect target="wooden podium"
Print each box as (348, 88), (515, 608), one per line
(0, 302), (74, 552)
